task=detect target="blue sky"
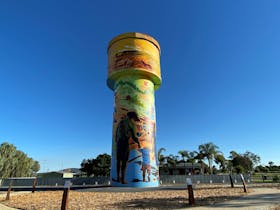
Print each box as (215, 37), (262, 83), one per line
(1, 1), (279, 172)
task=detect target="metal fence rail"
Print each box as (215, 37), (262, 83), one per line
(160, 174), (251, 185)
(0, 177), (110, 187)
(0, 174), (250, 187)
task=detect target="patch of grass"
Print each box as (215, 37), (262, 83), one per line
(251, 172), (280, 183)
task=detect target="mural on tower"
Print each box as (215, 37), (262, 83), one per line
(107, 32), (161, 187)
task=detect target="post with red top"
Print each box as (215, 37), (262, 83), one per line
(186, 178), (195, 205)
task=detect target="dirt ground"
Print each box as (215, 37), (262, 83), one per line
(0, 184), (279, 210)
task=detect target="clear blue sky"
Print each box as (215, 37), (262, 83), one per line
(1, 1), (279, 172)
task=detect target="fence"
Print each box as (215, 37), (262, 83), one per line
(160, 174), (251, 185)
(0, 174), (250, 187)
(0, 177), (110, 187)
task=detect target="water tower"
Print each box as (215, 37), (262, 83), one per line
(107, 32), (161, 187)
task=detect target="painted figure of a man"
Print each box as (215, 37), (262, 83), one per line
(115, 111), (141, 184)
(140, 148), (151, 182)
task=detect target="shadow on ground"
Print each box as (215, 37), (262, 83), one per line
(113, 195), (241, 209)
(213, 193), (280, 208)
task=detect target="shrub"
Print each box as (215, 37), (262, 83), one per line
(272, 175), (280, 182)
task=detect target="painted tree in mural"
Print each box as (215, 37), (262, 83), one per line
(0, 142), (40, 178)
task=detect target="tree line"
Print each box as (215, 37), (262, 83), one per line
(80, 153), (111, 177)
(158, 142), (261, 174)
(0, 142), (40, 178)
(255, 161), (280, 173)
(80, 142), (268, 176)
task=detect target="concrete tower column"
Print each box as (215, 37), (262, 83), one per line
(107, 32), (161, 187)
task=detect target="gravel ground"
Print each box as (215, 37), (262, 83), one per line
(1, 183), (279, 210)
(0, 185), (245, 210)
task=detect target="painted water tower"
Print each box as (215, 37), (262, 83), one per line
(107, 32), (161, 187)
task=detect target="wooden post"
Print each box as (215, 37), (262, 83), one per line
(32, 177), (37, 193)
(240, 174), (248, 193)
(186, 178), (195, 206)
(6, 182), (12, 201)
(229, 174), (234, 188)
(61, 181), (71, 210)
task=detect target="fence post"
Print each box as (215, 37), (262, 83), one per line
(229, 174), (234, 188)
(240, 174), (248, 193)
(32, 177), (37, 193)
(6, 182), (12, 201)
(61, 181), (71, 210)
(186, 178), (195, 206)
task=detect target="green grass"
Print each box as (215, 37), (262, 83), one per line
(251, 172), (280, 183)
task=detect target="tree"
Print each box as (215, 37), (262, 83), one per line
(229, 151), (239, 159)
(95, 153), (111, 176)
(268, 161), (274, 168)
(231, 155), (252, 173)
(195, 151), (205, 174)
(198, 142), (220, 174)
(166, 154), (177, 167)
(0, 142), (17, 177)
(166, 154), (177, 175)
(31, 161), (40, 173)
(157, 148), (166, 166)
(235, 165), (245, 174)
(178, 150), (189, 175)
(0, 142), (40, 178)
(80, 153), (111, 177)
(178, 150), (189, 162)
(187, 151), (197, 174)
(243, 151), (260, 168)
(214, 154), (227, 172)
(80, 159), (94, 176)
(229, 151), (260, 173)
(255, 165), (269, 173)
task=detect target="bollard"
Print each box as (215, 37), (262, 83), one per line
(229, 174), (234, 188)
(186, 178), (195, 206)
(61, 181), (71, 210)
(240, 174), (248, 193)
(32, 177), (37, 193)
(6, 182), (12, 201)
